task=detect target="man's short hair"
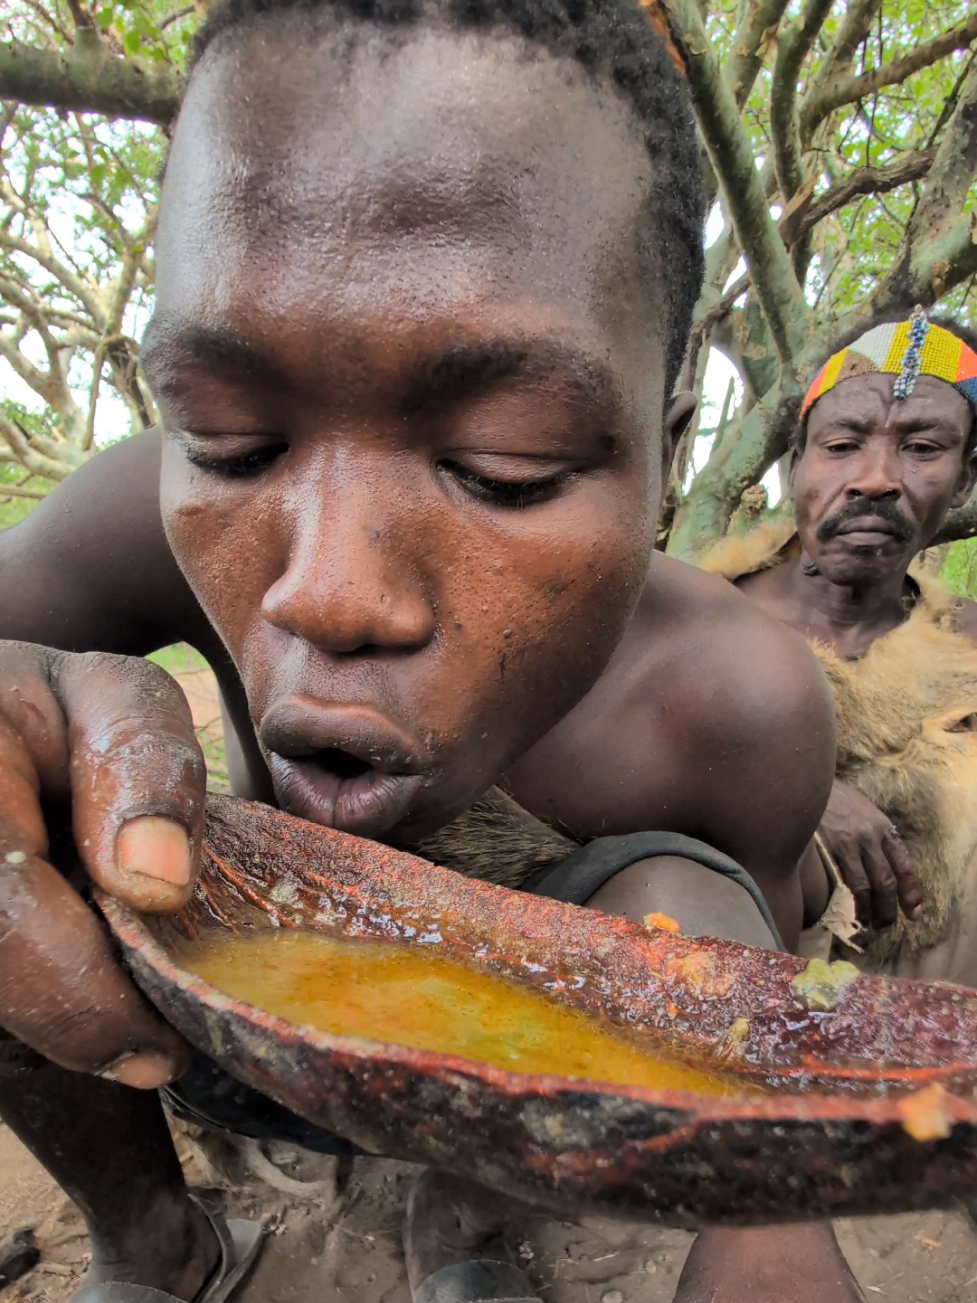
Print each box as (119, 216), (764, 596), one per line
(793, 312), (977, 455)
(184, 0), (706, 397)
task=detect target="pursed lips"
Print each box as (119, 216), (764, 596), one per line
(258, 698), (430, 836)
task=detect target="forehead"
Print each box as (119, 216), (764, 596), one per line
(154, 21), (658, 377)
(806, 373), (973, 438)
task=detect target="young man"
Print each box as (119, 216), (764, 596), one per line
(0, 1), (855, 1299)
(724, 313), (977, 979)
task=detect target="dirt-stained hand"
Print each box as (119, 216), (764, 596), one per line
(817, 779), (922, 930)
(0, 642), (206, 1088)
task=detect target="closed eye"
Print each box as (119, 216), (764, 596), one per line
(440, 459), (568, 508)
(182, 440), (288, 478)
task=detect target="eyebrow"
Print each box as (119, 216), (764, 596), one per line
(820, 417), (871, 434)
(143, 318), (621, 417)
(401, 339), (618, 415)
(821, 414), (958, 435)
(891, 416), (960, 435)
(141, 320), (292, 394)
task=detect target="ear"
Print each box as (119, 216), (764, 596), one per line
(662, 392), (697, 483)
(951, 450), (977, 510)
(785, 440), (802, 499)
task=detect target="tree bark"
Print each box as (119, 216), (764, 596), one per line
(0, 31), (182, 124)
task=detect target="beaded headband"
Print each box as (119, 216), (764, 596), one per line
(800, 307), (977, 419)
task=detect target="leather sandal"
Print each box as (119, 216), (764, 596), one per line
(412, 1258), (541, 1303)
(70, 1192), (263, 1303)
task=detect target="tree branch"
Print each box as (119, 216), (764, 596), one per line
(721, 0), (791, 109)
(770, 0), (834, 205)
(909, 52), (977, 240)
(660, 0), (812, 373)
(0, 415), (74, 481)
(935, 492), (977, 545)
(158, 6), (196, 33)
(780, 148), (938, 246)
(770, 0), (835, 282)
(0, 481), (47, 500)
(834, 55), (977, 335)
(0, 31), (182, 124)
(801, 0), (884, 133)
(666, 379), (794, 557)
(0, 226), (102, 324)
(802, 14), (977, 144)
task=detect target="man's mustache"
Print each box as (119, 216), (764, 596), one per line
(816, 499), (915, 545)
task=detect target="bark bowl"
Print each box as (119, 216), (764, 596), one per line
(100, 795), (977, 1227)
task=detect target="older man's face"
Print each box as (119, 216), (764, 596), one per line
(791, 373), (976, 586)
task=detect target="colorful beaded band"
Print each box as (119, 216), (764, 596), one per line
(801, 309), (977, 418)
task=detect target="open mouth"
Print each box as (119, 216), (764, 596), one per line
(309, 747), (374, 781)
(265, 745), (427, 837)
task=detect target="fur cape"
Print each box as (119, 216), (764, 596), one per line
(703, 527), (977, 978)
(411, 785), (578, 890)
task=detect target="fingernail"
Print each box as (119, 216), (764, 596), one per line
(98, 1052), (178, 1089)
(118, 817), (191, 887)
(909, 905), (923, 920)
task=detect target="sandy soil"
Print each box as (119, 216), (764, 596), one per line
(3, 1119), (977, 1303)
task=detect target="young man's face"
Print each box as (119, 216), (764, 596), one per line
(791, 373), (976, 587)
(146, 21), (684, 842)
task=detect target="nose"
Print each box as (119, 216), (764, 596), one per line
(844, 442), (901, 503)
(261, 469), (437, 655)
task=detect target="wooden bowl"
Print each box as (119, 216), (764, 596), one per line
(99, 795), (977, 1227)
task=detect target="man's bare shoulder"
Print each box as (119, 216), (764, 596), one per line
(0, 430), (211, 656)
(627, 555), (835, 892)
(637, 553), (833, 737)
(506, 551), (835, 887)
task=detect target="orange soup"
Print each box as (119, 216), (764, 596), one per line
(184, 930), (753, 1098)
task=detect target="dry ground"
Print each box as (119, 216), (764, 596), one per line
(3, 1120), (977, 1303)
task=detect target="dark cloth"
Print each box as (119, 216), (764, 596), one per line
(524, 830), (785, 950)
(160, 1047), (362, 1155)
(161, 829), (780, 1147)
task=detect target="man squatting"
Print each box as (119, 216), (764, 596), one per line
(0, 0), (872, 1299)
(705, 312), (977, 986)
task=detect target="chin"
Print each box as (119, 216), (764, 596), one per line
(818, 546), (912, 587)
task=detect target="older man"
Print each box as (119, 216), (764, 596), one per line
(722, 310), (977, 983)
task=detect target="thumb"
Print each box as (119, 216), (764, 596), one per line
(56, 652), (207, 913)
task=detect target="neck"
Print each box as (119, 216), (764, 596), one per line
(780, 550), (913, 654)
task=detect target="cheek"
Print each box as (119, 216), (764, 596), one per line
(160, 454), (284, 655)
(903, 463), (963, 519)
(792, 461), (842, 518)
(442, 495), (649, 757)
